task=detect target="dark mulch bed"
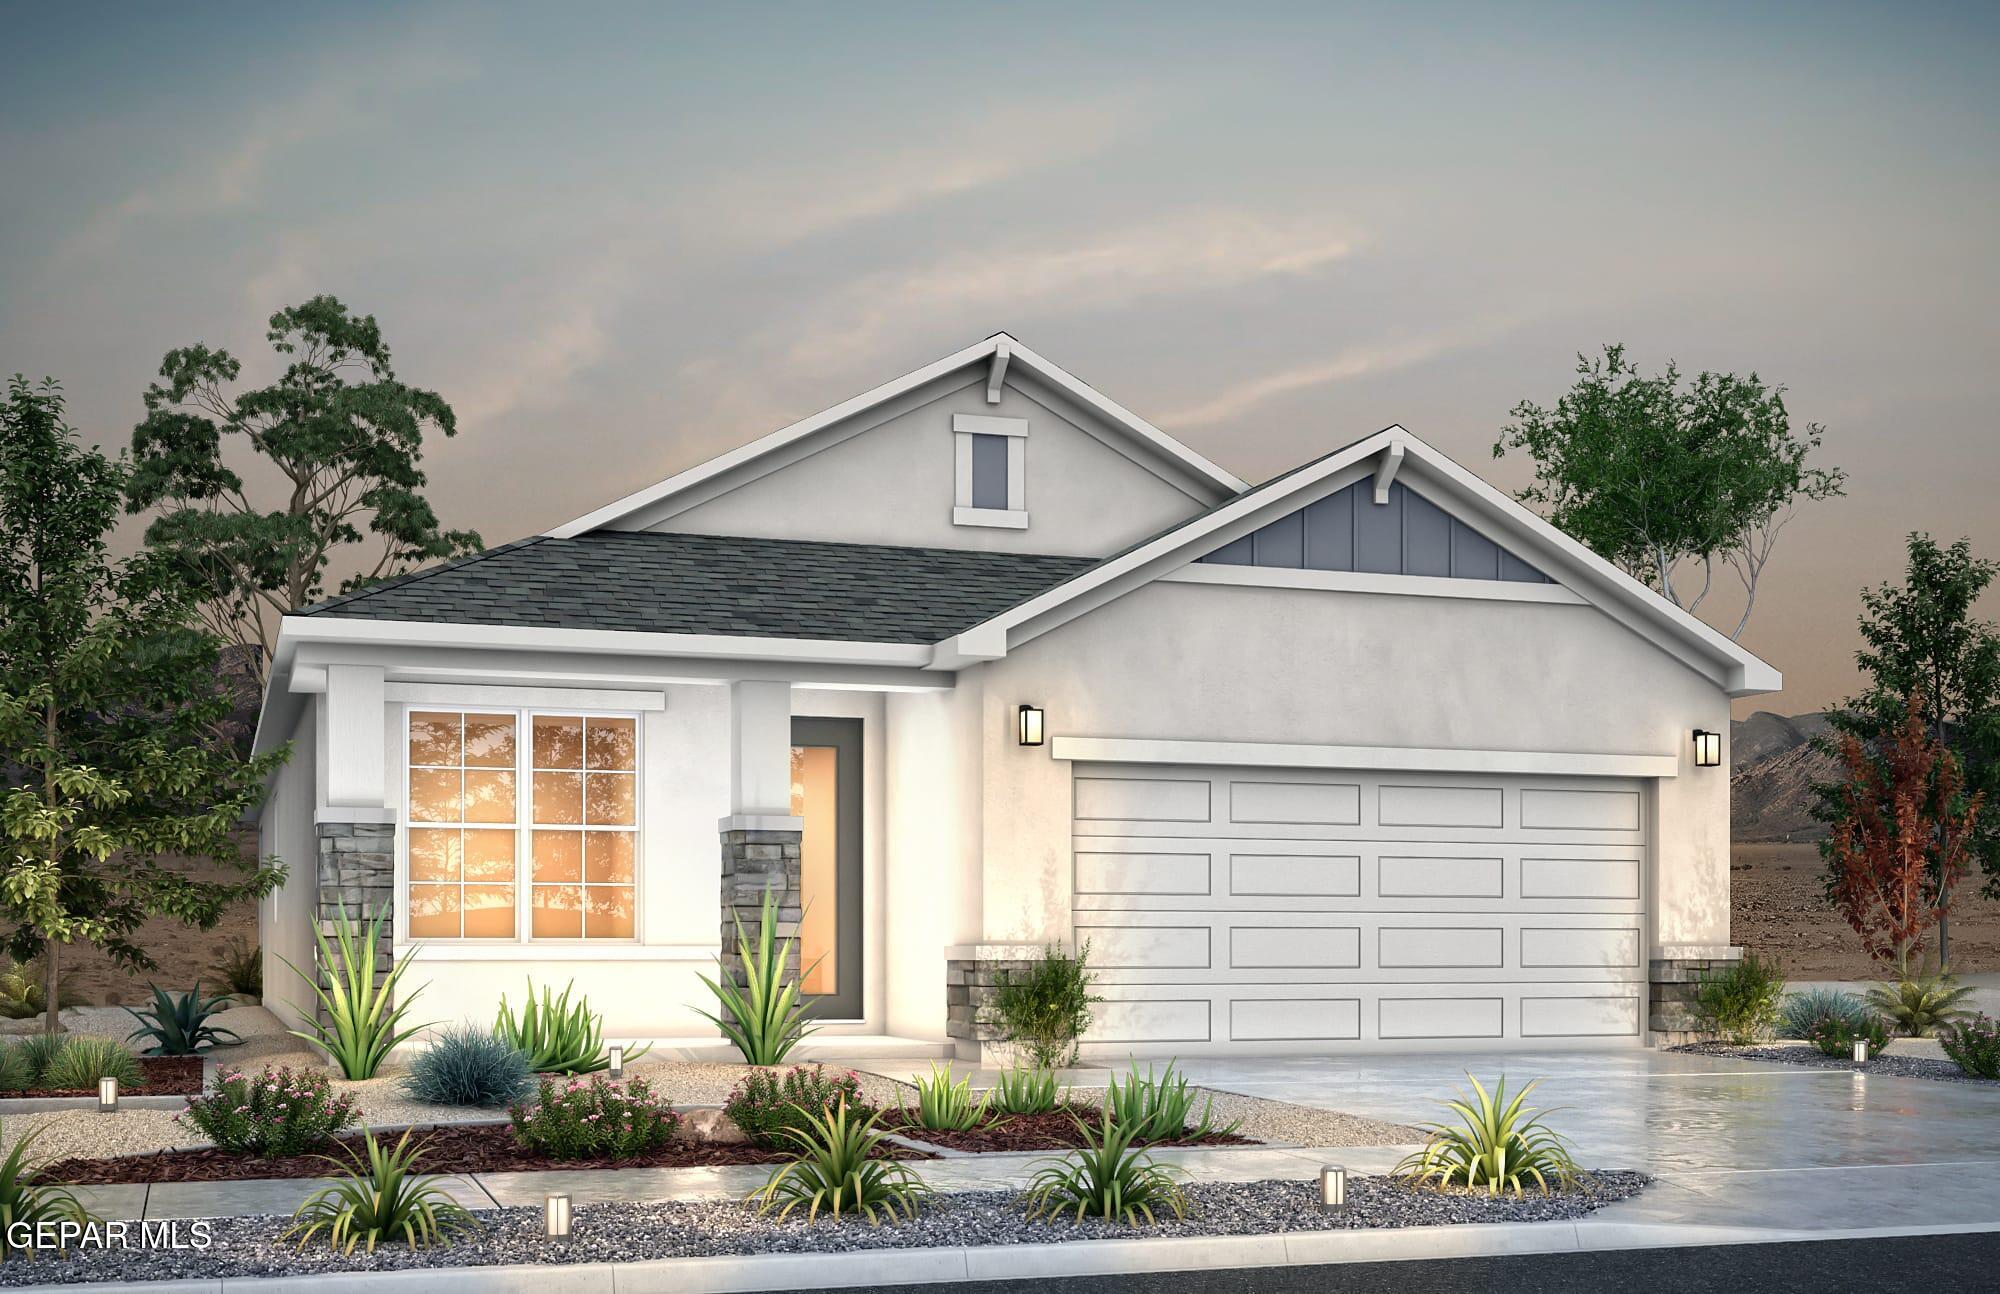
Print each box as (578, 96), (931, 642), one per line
(883, 1102), (1258, 1153)
(1672, 1041), (1996, 1085)
(3, 1054), (203, 1100)
(48, 1120), (933, 1186)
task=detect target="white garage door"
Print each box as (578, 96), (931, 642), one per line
(1071, 764), (1648, 1052)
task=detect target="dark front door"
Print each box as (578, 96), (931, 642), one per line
(790, 717), (863, 1020)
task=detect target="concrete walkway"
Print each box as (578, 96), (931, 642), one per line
(1174, 1047), (2000, 1235)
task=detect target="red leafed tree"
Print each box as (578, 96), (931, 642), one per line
(1825, 694), (1985, 976)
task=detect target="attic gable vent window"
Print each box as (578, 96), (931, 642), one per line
(952, 413), (1028, 530)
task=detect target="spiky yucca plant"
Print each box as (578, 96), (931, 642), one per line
(1395, 1074), (1580, 1196)
(991, 1062), (1063, 1115)
(286, 1129), (476, 1254)
(494, 980), (649, 1074)
(282, 904), (434, 1079)
(908, 1062), (994, 1131)
(1020, 1114), (1189, 1226)
(750, 1097), (930, 1225)
(695, 889), (819, 1065)
(1868, 972), (1976, 1037)
(0, 1128), (97, 1259)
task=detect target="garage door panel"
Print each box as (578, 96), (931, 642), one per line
(1071, 764), (1648, 1052)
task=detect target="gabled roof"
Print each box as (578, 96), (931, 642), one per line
(934, 425), (1782, 697)
(300, 531), (1096, 644)
(545, 332), (1247, 538)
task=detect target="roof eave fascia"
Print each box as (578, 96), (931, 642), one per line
(544, 334), (1245, 539)
(278, 614), (936, 669)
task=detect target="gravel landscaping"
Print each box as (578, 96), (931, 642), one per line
(1672, 1041), (1998, 1085)
(0, 1173), (1648, 1286)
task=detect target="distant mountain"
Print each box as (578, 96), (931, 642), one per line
(1731, 711), (1837, 842)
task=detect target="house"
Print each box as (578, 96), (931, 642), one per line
(252, 333), (1775, 1057)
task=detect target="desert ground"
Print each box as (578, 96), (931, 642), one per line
(1731, 841), (2000, 979)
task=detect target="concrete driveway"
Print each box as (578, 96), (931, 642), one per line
(1176, 1049), (2000, 1236)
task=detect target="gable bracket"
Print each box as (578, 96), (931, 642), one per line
(1372, 438), (1406, 505)
(986, 339), (1012, 404)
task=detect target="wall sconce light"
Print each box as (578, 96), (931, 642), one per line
(1692, 729), (1722, 768)
(1017, 703), (1045, 747)
(608, 1045), (625, 1079)
(544, 1192), (572, 1239)
(1853, 1039), (1870, 1065)
(1318, 1165), (1346, 1211)
(98, 1076), (119, 1113)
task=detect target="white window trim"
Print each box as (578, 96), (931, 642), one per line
(952, 413), (1028, 528)
(399, 704), (644, 946)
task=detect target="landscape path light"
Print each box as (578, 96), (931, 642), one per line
(97, 1076), (119, 1112)
(1318, 1165), (1346, 1211)
(545, 1193), (572, 1239)
(609, 1045), (625, 1079)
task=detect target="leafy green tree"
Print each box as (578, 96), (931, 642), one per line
(0, 376), (287, 1034)
(1819, 534), (2000, 966)
(1493, 345), (1844, 640)
(127, 296), (481, 684)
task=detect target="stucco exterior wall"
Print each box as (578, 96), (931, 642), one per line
(257, 708), (318, 1032)
(633, 377), (1210, 557)
(968, 578), (1733, 955)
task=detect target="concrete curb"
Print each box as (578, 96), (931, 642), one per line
(17, 1216), (2000, 1293)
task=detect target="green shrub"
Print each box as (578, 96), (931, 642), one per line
(991, 1063), (1062, 1115)
(0, 958), (81, 1021)
(286, 1129), (476, 1254)
(724, 1064), (870, 1149)
(39, 1037), (141, 1090)
(1692, 953), (1787, 1044)
(1939, 1013), (2000, 1080)
(0, 1043), (33, 1092)
(404, 1025), (533, 1107)
(14, 1034), (62, 1086)
(1807, 1012), (1890, 1059)
(125, 983), (243, 1056)
(178, 1065), (358, 1156)
(1395, 1074), (1580, 1196)
(211, 937), (262, 998)
(695, 890), (819, 1065)
(907, 1063), (993, 1132)
(750, 1097), (929, 1224)
(509, 1075), (679, 1160)
(1867, 972), (1975, 1037)
(1780, 988), (1875, 1040)
(1020, 1114), (1189, 1225)
(989, 942), (1100, 1069)
(1102, 1060), (1239, 1143)
(283, 904), (433, 1079)
(0, 1128), (97, 1260)
(493, 980), (648, 1075)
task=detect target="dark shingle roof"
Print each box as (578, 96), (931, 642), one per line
(300, 531), (1099, 644)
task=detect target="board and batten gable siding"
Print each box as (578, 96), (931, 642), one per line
(623, 375), (1213, 557)
(968, 576), (1731, 983)
(1201, 479), (1551, 583)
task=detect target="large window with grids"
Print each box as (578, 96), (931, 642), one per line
(405, 709), (638, 941)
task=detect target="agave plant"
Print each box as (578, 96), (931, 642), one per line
(1395, 1074), (1580, 1196)
(282, 904), (435, 1079)
(1867, 971), (1976, 1037)
(749, 1097), (930, 1225)
(0, 1128), (98, 1260)
(695, 889), (820, 1065)
(1020, 1113), (1189, 1225)
(286, 1129), (478, 1254)
(991, 1062), (1063, 1115)
(1102, 1060), (1239, 1143)
(907, 1062), (994, 1131)
(125, 982), (243, 1056)
(494, 980), (649, 1074)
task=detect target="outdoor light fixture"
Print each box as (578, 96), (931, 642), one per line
(608, 1045), (625, 1079)
(1854, 1039), (1870, 1064)
(1692, 729), (1722, 767)
(1017, 703), (1045, 747)
(545, 1193), (572, 1239)
(98, 1077), (119, 1112)
(1318, 1165), (1347, 1211)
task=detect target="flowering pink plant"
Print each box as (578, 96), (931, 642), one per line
(508, 1074), (679, 1160)
(723, 1063), (871, 1148)
(178, 1064), (357, 1157)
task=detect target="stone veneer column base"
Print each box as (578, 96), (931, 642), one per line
(1649, 944), (1744, 1046)
(313, 822), (396, 1022)
(719, 823), (802, 986)
(945, 943), (1047, 1059)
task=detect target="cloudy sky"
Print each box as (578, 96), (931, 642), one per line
(3, 1), (1995, 715)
